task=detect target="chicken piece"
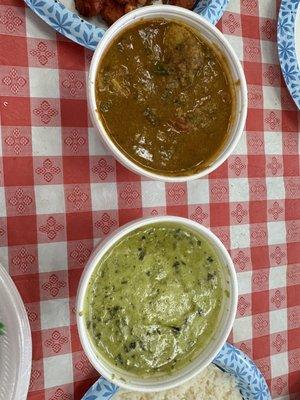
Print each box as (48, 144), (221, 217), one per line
(169, 0), (195, 9)
(126, 0), (148, 12)
(116, 0), (147, 12)
(124, 3), (136, 12)
(115, 0), (147, 4)
(114, 0), (136, 12)
(164, 23), (205, 85)
(75, 0), (103, 17)
(115, 0), (131, 4)
(100, 0), (125, 25)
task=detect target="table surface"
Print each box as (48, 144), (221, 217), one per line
(0, 0), (299, 399)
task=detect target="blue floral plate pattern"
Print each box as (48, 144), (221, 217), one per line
(277, 0), (300, 109)
(24, 0), (229, 51)
(81, 343), (271, 400)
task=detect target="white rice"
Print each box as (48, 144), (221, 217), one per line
(114, 364), (242, 400)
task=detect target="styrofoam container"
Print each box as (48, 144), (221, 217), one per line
(88, 5), (248, 182)
(0, 265), (32, 400)
(76, 216), (238, 392)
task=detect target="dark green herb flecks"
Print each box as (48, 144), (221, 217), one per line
(116, 353), (124, 365)
(171, 326), (181, 334)
(154, 61), (169, 75)
(129, 341), (136, 349)
(138, 247), (146, 261)
(207, 272), (216, 281)
(173, 260), (180, 271)
(84, 222), (226, 377)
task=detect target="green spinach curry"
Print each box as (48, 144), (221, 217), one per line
(95, 19), (234, 176)
(84, 223), (227, 376)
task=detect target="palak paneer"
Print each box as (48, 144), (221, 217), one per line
(84, 223), (227, 376)
(95, 19), (234, 176)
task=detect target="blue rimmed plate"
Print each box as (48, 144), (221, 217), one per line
(81, 343), (271, 400)
(277, 0), (300, 109)
(23, 0), (229, 51)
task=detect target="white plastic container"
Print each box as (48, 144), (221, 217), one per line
(77, 216), (238, 392)
(0, 265), (32, 400)
(88, 5), (248, 182)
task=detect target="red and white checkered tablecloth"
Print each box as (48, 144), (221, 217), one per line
(0, 0), (299, 398)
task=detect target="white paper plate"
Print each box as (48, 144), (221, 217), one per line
(82, 343), (271, 399)
(277, 0), (300, 109)
(24, 0), (229, 50)
(0, 265), (32, 400)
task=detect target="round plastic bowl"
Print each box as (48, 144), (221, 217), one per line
(88, 5), (248, 182)
(76, 216), (238, 392)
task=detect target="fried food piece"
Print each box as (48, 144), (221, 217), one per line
(75, 0), (103, 17)
(126, 0), (147, 11)
(115, 0), (146, 4)
(100, 0), (125, 25)
(125, 0), (148, 13)
(75, 0), (149, 24)
(169, 0), (195, 9)
(124, 3), (136, 12)
(115, 0), (147, 13)
(114, 0), (136, 13)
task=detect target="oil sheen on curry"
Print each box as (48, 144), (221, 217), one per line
(95, 19), (234, 176)
(84, 223), (228, 376)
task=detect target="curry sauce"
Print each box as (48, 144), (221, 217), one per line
(84, 223), (226, 376)
(95, 19), (234, 176)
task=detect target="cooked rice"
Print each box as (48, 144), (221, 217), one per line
(114, 364), (242, 400)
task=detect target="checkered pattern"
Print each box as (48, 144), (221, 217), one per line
(0, 0), (299, 399)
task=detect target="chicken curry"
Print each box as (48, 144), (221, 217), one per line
(95, 19), (234, 176)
